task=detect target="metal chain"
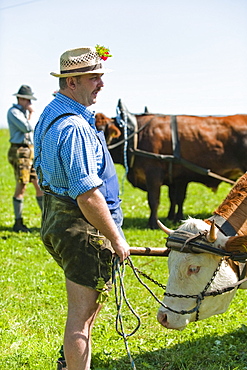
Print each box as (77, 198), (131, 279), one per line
(194, 257), (224, 320)
(201, 257), (225, 294)
(126, 256), (232, 317)
(126, 257), (201, 315)
(128, 265), (167, 290)
(127, 257), (238, 298)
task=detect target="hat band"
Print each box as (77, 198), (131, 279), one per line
(61, 63), (102, 74)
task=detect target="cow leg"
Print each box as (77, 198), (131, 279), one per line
(167, 181), (188, 223)
(147, 189), (160, 229)
(146, 177), (162, 229)
(174, 181), (188, 223)
(168, 185), (176, 221)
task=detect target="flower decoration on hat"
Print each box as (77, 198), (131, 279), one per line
(95, 44), (112, 61)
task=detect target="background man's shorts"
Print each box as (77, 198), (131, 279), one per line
(41, 194), (114, 291)
(8, 144), (37, 184)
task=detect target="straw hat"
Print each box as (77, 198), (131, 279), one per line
(50, 46), (112, 78)
(13, 85), (37, 100)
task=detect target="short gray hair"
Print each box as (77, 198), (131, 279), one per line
(59, 78), (68, 90)
(59, 76), (82, 90)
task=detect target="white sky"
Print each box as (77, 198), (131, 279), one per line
(0, 0), (246, 128)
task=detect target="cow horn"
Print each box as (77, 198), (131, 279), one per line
(206, 221), (217, 243)
(157, 220), (173, 235)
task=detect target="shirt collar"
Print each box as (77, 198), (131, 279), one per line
(13, 103), (26, 114)
(55, 92), (95, 125)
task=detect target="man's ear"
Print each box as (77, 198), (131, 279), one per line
(66, 77), (77, 90)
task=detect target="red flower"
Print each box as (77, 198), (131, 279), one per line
(101, 52), (109, 61)
(95, 45), (112, 60)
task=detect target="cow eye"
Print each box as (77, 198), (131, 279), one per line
(188, 265), (200, 275)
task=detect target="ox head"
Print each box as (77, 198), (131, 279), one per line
(95, 102), (142, 166)
(95, 113), (121, 145)
(157, 218), (247, 330)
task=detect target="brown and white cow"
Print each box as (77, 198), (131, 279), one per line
(157, 173), (247, 330)
(96, 103), (247, 228)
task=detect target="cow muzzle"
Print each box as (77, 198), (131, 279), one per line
(157, 309), (189, 331)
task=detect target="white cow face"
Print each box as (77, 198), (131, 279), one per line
(157, 218), (240, 330)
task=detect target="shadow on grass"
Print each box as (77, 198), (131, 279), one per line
(122, 212), (212, 230)
(91, 325), (247, 370)
(1, 213), (212, 234)
(0, 225), (41, 237)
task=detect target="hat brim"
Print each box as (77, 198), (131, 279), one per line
(50, 67), (112, 78)
(13, 93), (37, 101)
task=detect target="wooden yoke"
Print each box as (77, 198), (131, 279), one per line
(129, 247), (170, 257)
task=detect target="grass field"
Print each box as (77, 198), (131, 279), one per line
(0, 128), (246, 370)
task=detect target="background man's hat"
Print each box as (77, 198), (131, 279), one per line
(13, 85), (37, 100)
(50, 46), (112, 78)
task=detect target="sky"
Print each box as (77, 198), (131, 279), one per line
(0, 0), (246, 129)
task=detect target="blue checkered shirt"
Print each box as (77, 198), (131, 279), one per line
(34, 93), (104, 199)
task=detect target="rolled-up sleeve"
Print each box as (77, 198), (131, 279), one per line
(58, 120), (104, 199)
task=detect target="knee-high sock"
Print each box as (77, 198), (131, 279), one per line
(13, 197), (23, 219)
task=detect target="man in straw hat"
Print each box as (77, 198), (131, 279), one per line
(7, 85), (43, 232)
(34, 46), (130, 370)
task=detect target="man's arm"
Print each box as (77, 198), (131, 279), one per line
(77, 188), (130, 262)
(8, 107), (33, 133)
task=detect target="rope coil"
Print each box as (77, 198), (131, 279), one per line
(113, 257), (140, 370)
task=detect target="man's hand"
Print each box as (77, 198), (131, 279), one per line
(111, 236), (130, 263)
(27, 104), (34, 120)
(77, 188), (130, 262)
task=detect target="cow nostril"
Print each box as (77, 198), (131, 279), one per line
(157, 311), (168, 327)
(161, 313), (168, 326)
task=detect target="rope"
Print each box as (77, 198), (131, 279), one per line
(113, 257), (140, 370)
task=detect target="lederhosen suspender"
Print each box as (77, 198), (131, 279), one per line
(41, 113), (77, 140)
(39, 113), (77, 188)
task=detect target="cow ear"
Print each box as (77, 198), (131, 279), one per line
(224, 235), (247, 253)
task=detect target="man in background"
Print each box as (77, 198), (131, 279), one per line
(7, 85), (43, 232)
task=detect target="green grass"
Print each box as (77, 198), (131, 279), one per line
(0, 128), (246, 370)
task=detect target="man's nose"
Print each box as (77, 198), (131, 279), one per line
(98, 78), (104, 88)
